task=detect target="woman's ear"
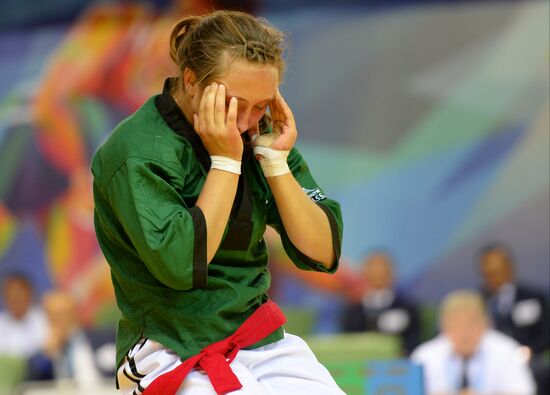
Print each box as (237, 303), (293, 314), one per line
(183, 67), (198, 97)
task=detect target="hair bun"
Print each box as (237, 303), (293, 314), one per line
(169, 16), (201, 64)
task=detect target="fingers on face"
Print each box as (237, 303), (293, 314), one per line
(271, 92), (296, 150)
(214, 83), (226, 129)
(198, 82), (238, 133)
(269, 91), (294, 128)
(197, 85), (209, 132)
(226, 96), (238, 129)
(193, 113), (199, 130)
(204, 82), (218, 131)
(277, 92), (294, 125)
(269, 94), (281, 120)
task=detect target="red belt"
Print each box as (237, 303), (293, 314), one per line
(142, 300), (286, 395)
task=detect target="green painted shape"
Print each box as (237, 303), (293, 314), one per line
(76, 96), (109, 143)
(0, 125), (30, 199)
(298, 142), (386, 190)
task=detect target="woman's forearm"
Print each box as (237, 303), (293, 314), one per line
(267, 173), (335, 268)
(196, 169), (239, 263)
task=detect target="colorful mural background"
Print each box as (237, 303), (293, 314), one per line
(0, 0), (548, 330)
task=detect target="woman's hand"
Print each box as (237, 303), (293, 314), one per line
(269, 91), (297, 150)
(193, 82), (243, 160)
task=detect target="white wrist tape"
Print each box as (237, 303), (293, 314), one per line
(210, 156), (241, 175)
(252, 143), (290, 177)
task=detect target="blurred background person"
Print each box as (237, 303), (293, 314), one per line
(26, 290), (105, 388)
(341, 251), (420, 355)
(0, 272), (47, 358)
(412, 289), (535, 395)
(479, 243), (549, 394)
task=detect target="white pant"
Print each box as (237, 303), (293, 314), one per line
(118, 333), (345, 395)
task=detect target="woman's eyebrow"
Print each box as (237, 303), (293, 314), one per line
(226, 94), (275, 104)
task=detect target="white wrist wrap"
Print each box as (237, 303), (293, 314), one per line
(254, 146), (290, 177)
(210, 156), (241, 175)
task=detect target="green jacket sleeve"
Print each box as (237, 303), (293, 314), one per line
(104, 157), (207, 290)
(266, 148), (343, 273)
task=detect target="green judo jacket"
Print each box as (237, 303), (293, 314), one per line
(91, 79), (343, 367)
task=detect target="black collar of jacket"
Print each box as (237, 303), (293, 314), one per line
(155, 78), (212, 171)
(155, 78), (253, 172)
(155, 78), (254, 251)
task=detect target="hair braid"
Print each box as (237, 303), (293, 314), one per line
(169, 10), (286, 88)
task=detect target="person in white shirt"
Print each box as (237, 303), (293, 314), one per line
(0, 273), (47, 358)
(411, 289), (535, 395)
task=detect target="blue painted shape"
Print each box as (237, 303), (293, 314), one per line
(0, 26), (66, 101)
(0, 222), (52, 308)
(2, 126), (69, 215)
(437, 123), (527, 196)
(365, 359), (424, 395)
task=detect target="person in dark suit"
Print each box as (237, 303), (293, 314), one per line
(341, 251), (420, 355)
(479, 243), (549, 395)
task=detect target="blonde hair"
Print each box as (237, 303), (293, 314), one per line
(440, 289), (488, 322)
(169, 10), (286, 90)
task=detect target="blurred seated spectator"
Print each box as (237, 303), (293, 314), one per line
(0, 272), (47, 358)
(411, 289), (535, 395)
(340, 251), (420, 354)
(479, 243), (549, 394)
(26, 290), (108, 388)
